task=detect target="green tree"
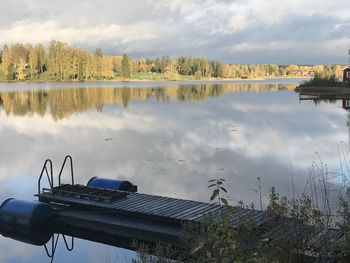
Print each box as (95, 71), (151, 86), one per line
(94, 48), (103, 79)
(121, 53), (131, 78)
(210, 60), (224, 78)
(160, 56), (171, 73)
(176, 56), (189, 75)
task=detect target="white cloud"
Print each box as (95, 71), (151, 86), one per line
(227, 14), (249, 32)
(0, 20), (175, 53)
(230, 42), (289, 53)
(0, 0), (349, 65)
(229, 38), (349, 62)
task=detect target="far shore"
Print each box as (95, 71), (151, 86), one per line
(0, 76), (309, 84)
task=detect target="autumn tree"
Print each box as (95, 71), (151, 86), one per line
(102, 56), (114, 79)
(28, 46), (38, 78)
(47, 40), (60, 79)
(1, 45), (11, 80)
(134, 57), (149, 73)
(35, 44), (46, 74)
(112, 56), (123, 75)
(10, 44), (27, 80)
(0, 40), (347, 82)
(164, 59), (179, 80)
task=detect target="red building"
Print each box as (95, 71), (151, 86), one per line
(342, 99), (350, 110)
(343, 67), (350, 82)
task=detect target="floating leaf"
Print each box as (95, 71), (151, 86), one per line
(208, 179), (216, 182)
(208, 184), (216, 188)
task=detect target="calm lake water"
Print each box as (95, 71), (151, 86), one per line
(0, 78), (348, 262)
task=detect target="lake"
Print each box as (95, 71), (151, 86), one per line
(0, 78), (348, 262)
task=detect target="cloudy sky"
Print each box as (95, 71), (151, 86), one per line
(0, 0), (349, 64)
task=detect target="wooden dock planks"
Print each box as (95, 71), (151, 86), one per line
(37, 184), (344, 252)
(38, 184), (240, 225)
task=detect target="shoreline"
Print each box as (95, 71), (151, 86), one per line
(0, 76), (308, 84)
(295, 85), (350, 93)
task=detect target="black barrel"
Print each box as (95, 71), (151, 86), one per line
(0, 198), (53, 246)
(87, 177), (137, 192)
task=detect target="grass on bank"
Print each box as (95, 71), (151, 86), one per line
(130, 72), (199, 81)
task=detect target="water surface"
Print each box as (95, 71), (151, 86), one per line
(0, 79), (348, 262)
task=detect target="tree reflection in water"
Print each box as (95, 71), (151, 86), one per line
(0, 84), (295, 121)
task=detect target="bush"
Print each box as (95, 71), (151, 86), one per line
(194, 71), (202, 80)
(300, 73), (345, 87)
(134, 181), (349, 263)
(334, 188), (350, 260)
(164, 71), (180, 81)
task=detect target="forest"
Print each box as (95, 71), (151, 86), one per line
(0, 40), (346, 81)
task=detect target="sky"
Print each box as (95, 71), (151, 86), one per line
(0, 0), (349, 64)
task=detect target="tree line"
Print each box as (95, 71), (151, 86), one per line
(0, 40), (346, 81)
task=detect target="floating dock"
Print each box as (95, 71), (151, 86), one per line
(36, 184), (269, 250)
(36, 184), (344, 252)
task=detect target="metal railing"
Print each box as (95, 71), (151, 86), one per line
(58, 155), (74, 186)
(38, 155), (75, 263)
(38, 159), (53, 195)
(38, 155), (75, 195)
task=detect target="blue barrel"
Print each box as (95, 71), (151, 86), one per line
(87, 177), (137, 192)
(0, 198), (53, 246)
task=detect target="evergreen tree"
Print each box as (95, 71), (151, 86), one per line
(121, 54), (131, 78)
(94, 48), (103, 79)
